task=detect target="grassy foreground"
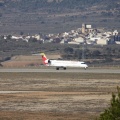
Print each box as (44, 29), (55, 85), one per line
(0, 72), (120, 120)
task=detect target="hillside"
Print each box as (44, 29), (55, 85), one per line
(1, 0), (120, 11)
(0, 0), (120, 34)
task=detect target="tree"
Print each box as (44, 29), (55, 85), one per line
(92, 50), (101, 57)
(0, 63), (3, 67)
(0, 13), (2, 17)
(6, 35), (12, 40)
(20, 31), (24, 35)
(74, 49), (82, 60)
(28, 37), (37, 43)
(64, 47), (74, 54)
(98, 86), (120, 120)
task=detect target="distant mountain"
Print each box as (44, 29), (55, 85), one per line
(0, 0), (120, 34)
(1, 0), (120, 12)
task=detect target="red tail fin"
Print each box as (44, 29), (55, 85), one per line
(40, 53), (48, 65)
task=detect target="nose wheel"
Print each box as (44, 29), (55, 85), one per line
(63, 67), (66, 70)
(84, 67), (87, 70)
(56, 67), (59, 70)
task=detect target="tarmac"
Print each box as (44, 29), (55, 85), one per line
(0, 68), (120, 73)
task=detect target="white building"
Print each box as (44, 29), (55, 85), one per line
(90, 37), (101, 41)
(74, 37), (84, 43)
(68, 41), (80, 45)
(113, 30), (118, 36)
(34, 34), (41, 40)
(96, 38), (108, 45)
(63, 32), (69, 37)
(11, 36), (22, 40)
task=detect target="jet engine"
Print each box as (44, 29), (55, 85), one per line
(48, 59), (51, 65)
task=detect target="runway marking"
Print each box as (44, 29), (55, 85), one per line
(0, 68), (120, 73)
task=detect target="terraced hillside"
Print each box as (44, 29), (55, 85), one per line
(0, 0), (119, 34)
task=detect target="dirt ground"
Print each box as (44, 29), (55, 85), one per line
(1, 54), (60, 67)
(0, 72), (120, 120)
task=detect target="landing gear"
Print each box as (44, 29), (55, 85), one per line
(56, 67), (59, 70)
(56, 67), (66, 70)
(84, 67), (87, 70)
(63, 67), (66, 70)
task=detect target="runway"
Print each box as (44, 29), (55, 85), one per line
(0, 68), (120, 73)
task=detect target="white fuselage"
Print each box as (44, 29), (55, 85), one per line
(48, 60), (88, 68)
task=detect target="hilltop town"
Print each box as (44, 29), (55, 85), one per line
(1, 24), (120, 46)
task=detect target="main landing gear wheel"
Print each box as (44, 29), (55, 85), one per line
(63, 67), (66, 70)
(56, 67), (59, 70)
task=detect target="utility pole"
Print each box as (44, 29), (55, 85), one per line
(82, 43), (85, 61)
(82, 38), (87, 61)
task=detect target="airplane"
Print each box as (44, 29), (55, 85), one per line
(40, 53), (88, 70)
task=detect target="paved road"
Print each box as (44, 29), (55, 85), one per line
(0, 68), (120, 73)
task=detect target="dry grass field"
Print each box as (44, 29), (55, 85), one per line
(1, 54), (61, 67)
(0, 72), (120, 120)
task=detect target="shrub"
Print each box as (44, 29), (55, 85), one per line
(98, 86), (120, 120)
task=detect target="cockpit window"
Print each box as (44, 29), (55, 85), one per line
(81, 62), (86, 64)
